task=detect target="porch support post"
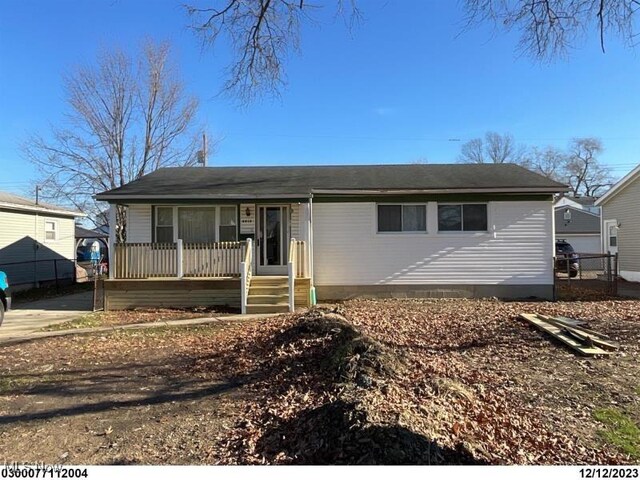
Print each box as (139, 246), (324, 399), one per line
(176, 239), (183, 279)
(108, 203), (117, 280)
(288, 259), (295, 313)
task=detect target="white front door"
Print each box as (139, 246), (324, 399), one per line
(604, 219), (619, 255)
(257, 205), (289, 275)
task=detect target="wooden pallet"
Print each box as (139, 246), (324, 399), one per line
(519, 313), (615, 356)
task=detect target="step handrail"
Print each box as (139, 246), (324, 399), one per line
(287, 238), (296, 312)
(240, 238), (253, 314)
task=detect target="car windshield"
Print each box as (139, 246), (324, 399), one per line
(556, 242), (575, 254)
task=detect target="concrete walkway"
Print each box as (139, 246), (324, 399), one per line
(0, 291), (93, 340)
(0, 313), (274, 346)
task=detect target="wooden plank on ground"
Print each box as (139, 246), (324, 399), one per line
(519, 313), (612, 356)
(537, 315), (619, 350)
(545, 315), (587, 328)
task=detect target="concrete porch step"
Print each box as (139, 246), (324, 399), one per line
(246, 303), (290, 314)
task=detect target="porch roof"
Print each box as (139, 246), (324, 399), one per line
(96, 164), (568, 202)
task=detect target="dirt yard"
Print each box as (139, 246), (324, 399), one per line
(41, 307), (236, 331)
(0, 298), (638, 464)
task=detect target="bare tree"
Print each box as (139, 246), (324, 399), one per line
(24, 41), (201, 242)
(463, 0), (639, 60)
(185, 0), (360, 102)
(564, 137), (613, 196)
(528, 146), (567, 181)
(185, 1), (638, 101)
(458, 131), (527, 164)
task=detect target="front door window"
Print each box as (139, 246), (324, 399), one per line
(258, 206), (289, 269)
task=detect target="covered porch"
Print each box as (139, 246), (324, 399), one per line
(104, 200), (313, 313)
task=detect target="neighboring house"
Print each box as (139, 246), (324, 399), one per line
(75, 225), (109, 262)
(554, 206), (601, 253)
(95, 164), (567, 311)
(0, 192), (85, 290)
(555, 195), (600, 215)
(595, 163), (640, 282)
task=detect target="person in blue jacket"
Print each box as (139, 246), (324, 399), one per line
(0, 271), (10, 326)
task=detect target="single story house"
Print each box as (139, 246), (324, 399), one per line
(0, 191), (85, 290)
(95, 164), (567, 312)
(595, 163), (640, 282)
(554, 205), (601, 253)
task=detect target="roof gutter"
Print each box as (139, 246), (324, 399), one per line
(310, 187), (567, 194)
(95, 193), (314, 202)
(96, 187), (566, 202)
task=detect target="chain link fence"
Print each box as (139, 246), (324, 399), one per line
(555, 253), (618, 299)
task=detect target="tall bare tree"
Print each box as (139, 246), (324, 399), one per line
(24, 41), (201, 242)
(458, 131), (527, 164)
(564, 137), (613, 196)
(463, 0), (639, 60)
(185, 0), (360, 102)
(528, 146), (567, 181)
(185, 2), (637, 101)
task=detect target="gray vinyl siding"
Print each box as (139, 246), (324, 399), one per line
(312, 201), (554, 286)
(0, 209), (76, 286)
(601, 177), (640, 273)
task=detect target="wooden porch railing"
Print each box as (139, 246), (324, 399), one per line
(288, 239), (297, 312)
(183, 242), (245, 277)
(114, 243), (178, 279)
(293, 240), (308, 278)
(114, 241), (245, 279)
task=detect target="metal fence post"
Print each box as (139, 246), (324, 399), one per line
(614, 253), (619, 296)
(552, 256), (557, 301)
(53, 259), (59, 292)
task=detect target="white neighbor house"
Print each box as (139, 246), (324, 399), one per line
(0, 191), (84, 290)
(96, 164), (568, 312)
(596, 163), (640, 282)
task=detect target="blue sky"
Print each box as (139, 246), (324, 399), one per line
(1, 0), (639, 197)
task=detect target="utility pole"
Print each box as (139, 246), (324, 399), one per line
(202, 132), (207, 167)
(35, 185), (40, 205)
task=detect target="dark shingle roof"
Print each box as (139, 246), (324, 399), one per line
(75, 225), (108, 239)
(555, 206), (600, 234)
(96, 164), (567, 201)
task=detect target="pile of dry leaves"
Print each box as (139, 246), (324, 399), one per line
(198, 298), (639, 465)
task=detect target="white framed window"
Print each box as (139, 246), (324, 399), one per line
(155, 206), (174, 243)
(44, 220), (57, 241)
(377, 204), (427, 233)
(155, 206), (238, 243)
(437, 204), (488, 232)
(218, 206), (238, 241)
(178, 207), (216, 243)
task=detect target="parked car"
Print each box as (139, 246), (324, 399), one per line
(555, 240), (579, 278)
(0, 271), (10, 325)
